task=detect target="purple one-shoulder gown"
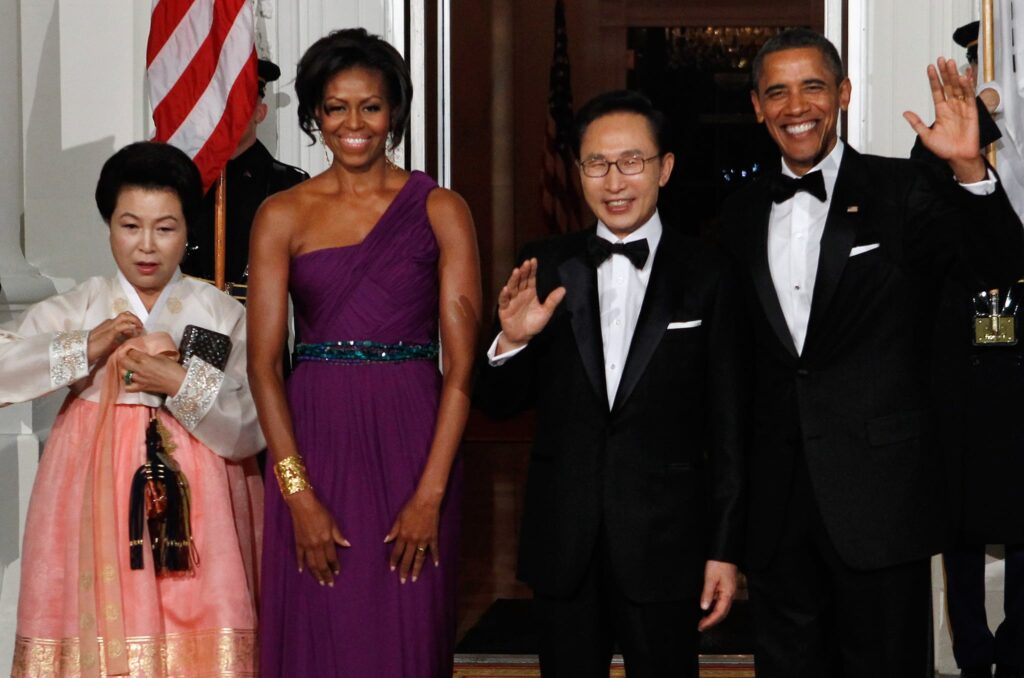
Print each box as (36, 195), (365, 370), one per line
(260, 172), (460, 677)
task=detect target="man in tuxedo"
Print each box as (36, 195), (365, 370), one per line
(475, 90), (745, 677)
(717, 28), (1024, 677)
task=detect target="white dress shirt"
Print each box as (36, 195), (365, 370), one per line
(488, 212), (664, 409)
(767, 142), (844, 355)
(768, 140), (997, 355)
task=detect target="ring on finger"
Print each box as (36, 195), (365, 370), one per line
(124, 370), (134, 386)
(416, 546), (427, 553)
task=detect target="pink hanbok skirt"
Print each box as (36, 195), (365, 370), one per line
(11, 397), (262, 677)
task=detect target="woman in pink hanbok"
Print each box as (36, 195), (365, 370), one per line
(2, 142), (264, 677)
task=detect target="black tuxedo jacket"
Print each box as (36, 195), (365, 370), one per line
(719, 145), (1024, 571)
(911, 117), (1024, 545)
(475, 226), (745, 603)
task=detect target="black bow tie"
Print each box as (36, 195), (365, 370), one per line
(768, 170), (827, 203)
(586, 235), (650, 269)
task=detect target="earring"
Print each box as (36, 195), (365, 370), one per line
(317, 130), (332, 165)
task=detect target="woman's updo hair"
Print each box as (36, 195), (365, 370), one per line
(295, 28), (413, 151)
(94, 141), (203, 229)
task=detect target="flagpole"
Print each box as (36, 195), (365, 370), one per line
(982, 0), (997, 167)
(214, 168), (227, 291)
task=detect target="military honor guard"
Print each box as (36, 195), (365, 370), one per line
(181, 58), (309, 301)
(911, 21), (1024, 678)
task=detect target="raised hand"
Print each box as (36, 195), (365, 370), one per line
(384, 492), (441, 584)
(87, 311), (143, 364)
(496, 258), (566, 353)
(285, 490), (351, 586)
(903, 57), (986, 183)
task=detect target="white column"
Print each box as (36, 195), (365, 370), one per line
(1, 0), (56, 315)
(436, 0), (451, 187)
(0, 0), (44, 666)
(851, 0), (975, 157)
(21, 1), (148, 287)
(1, 0), (150, 665)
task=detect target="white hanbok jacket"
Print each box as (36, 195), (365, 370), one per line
(0, 270), (264, 459)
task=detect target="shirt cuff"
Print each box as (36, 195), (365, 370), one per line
(49, 330), (89, 388)
(487, 333), (528, 366)
(166, 355), (223, 431)
(959, 168), (998, 196)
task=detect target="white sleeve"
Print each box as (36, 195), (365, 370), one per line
(958, 168), (998, 196)
(165, 306), (265, 460)
(486, 332), (529, 366)
(0, 283), (96, 405)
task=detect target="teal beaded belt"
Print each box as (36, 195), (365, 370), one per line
(294, 340), (439, 365)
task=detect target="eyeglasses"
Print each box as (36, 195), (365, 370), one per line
(579, 154), (660, 178)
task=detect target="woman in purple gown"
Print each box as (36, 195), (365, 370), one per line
(247, 29), (481, 677)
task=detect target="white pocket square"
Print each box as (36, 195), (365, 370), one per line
(667, 320), (702, 330)
(850, 243), (880, 257)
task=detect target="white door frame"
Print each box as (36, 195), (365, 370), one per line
(385, 0), (451, 187)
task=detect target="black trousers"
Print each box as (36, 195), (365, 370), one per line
(945, 542), (1024, 671)
(747, 453), (933, 678)
(533, 533), (700, 678)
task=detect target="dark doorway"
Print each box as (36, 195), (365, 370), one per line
(627, 26), (802, 236)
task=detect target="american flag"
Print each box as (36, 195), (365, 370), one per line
(540, 0), (584, 234)
(147, 0), (257, 191)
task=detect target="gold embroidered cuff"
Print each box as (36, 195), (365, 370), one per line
(274, 455), (313, 495)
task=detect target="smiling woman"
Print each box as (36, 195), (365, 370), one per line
(248, 28), (481, 678)
(2, 141), (265, 677)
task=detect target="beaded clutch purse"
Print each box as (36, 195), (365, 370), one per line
(178, 325), (232, 371)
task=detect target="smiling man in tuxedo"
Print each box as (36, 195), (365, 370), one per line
(718, 28), (1024, 677)
(475, 90), (745, 677)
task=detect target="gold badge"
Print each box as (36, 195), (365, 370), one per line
(974, 288), (1017, 345)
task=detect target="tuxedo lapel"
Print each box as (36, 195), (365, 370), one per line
(804, 148), (867, 350)
(612, 230), (675, 412)
(557, 252), (607, 403)
(748, 185), (799, 358)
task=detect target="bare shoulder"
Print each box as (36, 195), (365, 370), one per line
(426, 187), (474, 239)
(426, 186), (470, 216)
(251, 182), (309, 245)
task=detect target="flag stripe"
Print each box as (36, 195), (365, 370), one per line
(167, 4), (254, 155)
(147, 0), (196, 64)
(191, 50), (257, 189)
(148, 0), (255, 192)
(148, 0), (215, 108)
(152, 0), (247, 144)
